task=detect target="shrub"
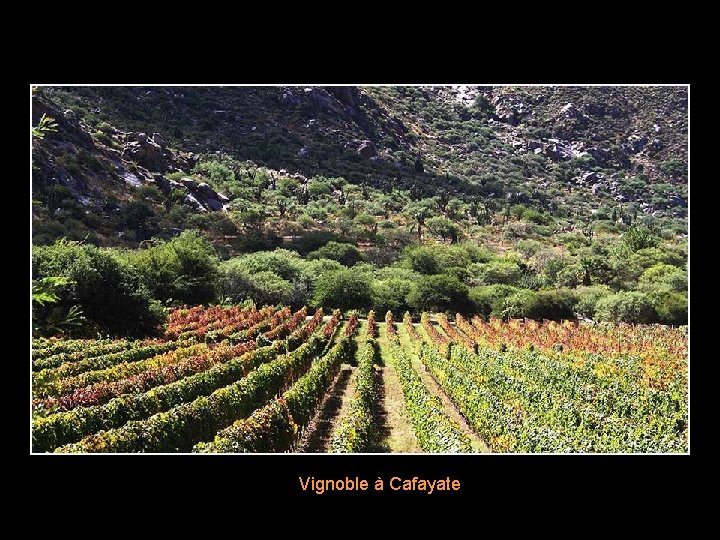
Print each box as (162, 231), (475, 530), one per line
(575, 286), (612, 319)
(595, 292), (657, 324)
(523, 289), (578, 321)
(231, 249), (305, 282)
(651, 291), (687, 325)
(287, 231), (344, 255)
(371, 278), (413, 314)
(128, 230), (219, 305)
(468, 260), (522, 286)
(407, 274), (471, 313)
(469, 285), (520, 318)
(307, 241), (364, 267)
(311, 269), (373, 312)
(32, 239), (164, 336)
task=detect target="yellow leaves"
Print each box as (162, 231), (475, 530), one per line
(594, 362), (621, 379)
(491, 434), (515, 452)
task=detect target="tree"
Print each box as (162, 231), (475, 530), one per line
(523, 289), (578, 321)
(651, 292), (687, 325)
(469, 285), (520, 318)
(32, 276), (86, 337)
(193, 160), (236, 187)
(468, 260), (522, 286)
(574, 286), (612, 320)
(308, 179), (333, 198)
(371, 278), (413, 314)
(637, 264), (687, 325)
(354, 213), (377, 234)
(595, 292), (657, 324)
(407, 274), (471, 313)
(403, 245), (442, 274)
(307, 241), (364, 267)
(311, 269), (373, 312)
(638, 264), (687, 293)
(33, 239), (164, 336)
(247, 271), (294, 306)
(232, 249), (305, 281)
(237, 207), (265, 230)
(128, 231), (219, 305)
(426, 216), (459, 243)
(622, 226), (659, 252)
(119, 201), (157, 240)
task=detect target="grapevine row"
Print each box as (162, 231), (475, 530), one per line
(383, 320), (471, 453)
(56, 314), (342, 453)
(329, 338), (378, 453)
(195, 324), (358, 453)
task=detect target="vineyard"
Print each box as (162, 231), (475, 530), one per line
(31, 306), (688, 453)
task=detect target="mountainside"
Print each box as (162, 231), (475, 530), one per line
(34, 85), (687, 247)
(31, 85), (688, 335)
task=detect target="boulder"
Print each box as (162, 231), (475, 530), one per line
(544, 143), (572, 161)
(152, 133), (167, 148)
(327, 86), (357, 108)
(560, 102), (581, 119)
(527, 140), (543, 151)
(496, 107), (518, 125)
(63, 109), (76, 120)
(650, 138), (663, 150)
(205, 198), (223, 211)
(185, 193), (207, 212)
(357, 141), (378, 159)
(582, 103), (605, 116)
(152, 174), (171, 193)
(297, 146), (311, 158)
(581, 171), (598, 183)
(624, 134), (648, 154)
(122, 135), (168, 172)
(669, 195), (687, 208)
(281, 90), (300, 106)
(195, 182), (216, 198)
(180, 177), (198, 191)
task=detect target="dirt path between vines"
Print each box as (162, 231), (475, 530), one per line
(399, 321), (490, 453)
(296, 320), (364, 453)
(375, 325), (422, 453)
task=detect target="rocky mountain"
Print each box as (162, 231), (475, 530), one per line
(32, 85), (688, 249)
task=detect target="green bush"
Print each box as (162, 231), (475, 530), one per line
(307, 241), (364, 267)
(311, 269), (373, 311)
(371, 278), (413, 314)
(523, 289), (578, 321)
(32, 239), (165, 336)
(469, 284), (520, 318)
(575, 286), (612, 319)
(231, 249), (305, 281)
(468, 260), (522, 286)
(407, 274), (471, 313)
(128, 230), (219, 306)
(595, 291), (657, 324)
(287, 231), (344, 256)
(639, 264), (687, 293)
(651, 291), (687, 325)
